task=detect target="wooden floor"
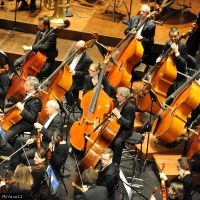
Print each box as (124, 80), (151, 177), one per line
(0, 0), (199, 62)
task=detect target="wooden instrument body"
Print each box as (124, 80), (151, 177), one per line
(138, 56), (177, 114)
(6, 52), (46, 103)
(153, 81), (200, 143)
(38, 64), (72, 124)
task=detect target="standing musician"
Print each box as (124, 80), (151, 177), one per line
(65, 40), (93, 108)
(0, 76), (42, 149)
(0, 50), (10, 113)
(159, 157), (194, 200)
(97, 148), (119, 199)
(156, 27), (188, 98)
(0, 164), (33, 199)
(75, 168), (109, 200)
(124, 4), (156, 80)
(83, 62), (111, 97)
(150, 182), (185, 200)
(4, 100), (63, 170)
(22, 16), (58, 81)
(111, 87), (135, 168)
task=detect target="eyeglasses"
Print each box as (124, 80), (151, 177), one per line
(88, 69), (97, 73)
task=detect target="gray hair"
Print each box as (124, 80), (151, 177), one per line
(27, 76), (40, 90)
(117, 87), (131, 99)
(141, 4), (150, 13)
(47, 100), (60, 111)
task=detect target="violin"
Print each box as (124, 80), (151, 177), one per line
(36, 128), (41, 150)
(72, 182), (84, 193)
(0, 65), (9, 74)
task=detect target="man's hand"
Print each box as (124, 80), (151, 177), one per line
(171, 43), (179, 54)
(136, 34), (143, 41)
(26, 138), (34, 146)
(69, 69), (75, 76)
(34, 122), (42, 130)
(16, 102), (24, 111)
(22, 45), (32, 51)
(112, 108), (121, 118)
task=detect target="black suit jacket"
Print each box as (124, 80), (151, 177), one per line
(32, 29), (58, 59)
(124, 16), (156, 55)
(75, 185), (108, 200)
(97, 162), (119, 193)
(68, 51), (93, 91)
(159, 40), (188, 73)
(117, 101), (135, 137)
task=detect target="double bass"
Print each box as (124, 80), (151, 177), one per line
(138, 23), (198, 114)
(70, 52), (113, 152)
(6, 20), (70, 103)
(37, 39), (95, 124)
(104, 13), (158, 88)
(152, 69), (200, 144)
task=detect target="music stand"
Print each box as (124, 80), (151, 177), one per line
(64, 0), (73, 17)
(45, 165), (61, 197)
(8, 0), (27, 38)
(143, 90), (165, 171)
(122, 0), (133, 24)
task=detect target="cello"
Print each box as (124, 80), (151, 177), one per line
(0, 91), (45, 132)
(138, 23), (198, 114)
(37, 39), (95, 124)
(152, 69), (200, 144)
(103, 12), (157, 88)
(70, 52), (113, 152)
(6, 20), (70, 103)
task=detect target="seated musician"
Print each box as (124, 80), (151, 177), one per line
(96, 148), (119, 199)
(0, 164), (33, 199)
(124, 4), (156, 81)
(83, 62), (112, 97)
(75, 168), (109, 200)
(22, 16), (58, 80)
(156, 27), (188, 98)
(46, 127), (69, 177)
(0, 50), (11, 113)
(111, 87), (135, 168)
(159, 157), (193, 200)
(4, 100), (63, 171)
(0, 76), (42, 149)
(150, 182), (185, 200)
(65, 40), (93, 108)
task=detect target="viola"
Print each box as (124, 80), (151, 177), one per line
(72, 182), (84, 193)
(37, 39), (95, 124)
(6, 20), (70, 103)
(139, 23), (198, 114)
(152, 69), (200, 144)
(0, 65), (9, 74)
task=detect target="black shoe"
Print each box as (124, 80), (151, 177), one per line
(18, 2), (28, 11)
(28, 5), (36, 13)
(3, 164), (16, 171)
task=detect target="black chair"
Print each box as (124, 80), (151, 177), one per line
(120, 120), (150, 189)
(187, 54), (197, 76)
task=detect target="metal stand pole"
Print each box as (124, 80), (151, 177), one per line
(122, 0), (133, 24)
(65, 0), (73, 17)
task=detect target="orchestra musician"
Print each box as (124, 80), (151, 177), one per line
(75, 168), (109, 200)
(150, 182), (185, 200)
(65, 40), (93, 108)
(124, 4), (156, 81)
(4, 100), (63, 171)
(22, 16), (58, 81)
(46, 127), (69, 177)
(0, 50), (10, 113)
(0, 76), (42, 150)
(96, 148), (119, 200)
(0, 164), (33, 199)
(111, 87), (135, 168)
(156, 27), (188, 98)
(17, 0), (37, 14)
(83, 62), (111, 97)
(159, 157), (194, 200)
